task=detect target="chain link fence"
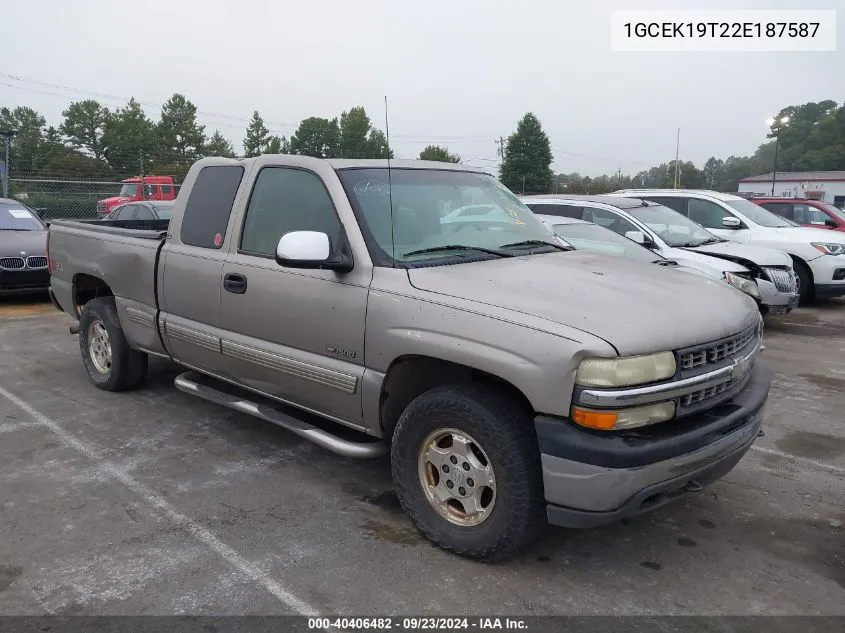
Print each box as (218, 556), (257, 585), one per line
(8, 179), (182, 220)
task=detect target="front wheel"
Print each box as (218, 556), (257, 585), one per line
(78, 297), (148, 391)
(391, 384), (546, 561)
(793, 259), (814, 305)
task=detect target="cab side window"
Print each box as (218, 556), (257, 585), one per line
(134, 205), (155, 220)
(687, 198), (732, 229)
(240, 167), (342, 257)
(113, 205), (136, 220)
(793, 203), (828, 224)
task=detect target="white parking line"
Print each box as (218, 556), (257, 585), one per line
(751, 445), (845, 476)
(0, 384), (320, 617)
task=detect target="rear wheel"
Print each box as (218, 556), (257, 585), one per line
(78, 297), (148, 391)
(391, 384), (546, 561)
(793, 259), (814, 305)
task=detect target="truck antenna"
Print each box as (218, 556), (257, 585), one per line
(384, 95), (396, 264)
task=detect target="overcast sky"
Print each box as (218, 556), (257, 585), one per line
(2, 0), (842, 176)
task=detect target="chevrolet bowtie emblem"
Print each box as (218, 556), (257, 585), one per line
(731, 356), (751, 381)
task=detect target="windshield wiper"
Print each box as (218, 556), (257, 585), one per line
(0, 228), (32, 231)
(401, 244), (515, 258)
(676, 240), (707, 247)
(698, 237), (724, 245)
(498, 239), (573, 252)
(652, 259), (678, 266)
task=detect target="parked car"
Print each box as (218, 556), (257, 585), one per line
(48, 156), (771, 561)
(535, 214), (762, 290)
(521, 195), (798, 315)
(0, 198), (49, 296)
(610, 189), (845, 303)
(750, 198), (845, 233)
(107, 200), (175, 221)
(96, 176), (177, 218)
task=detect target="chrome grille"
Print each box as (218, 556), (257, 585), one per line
(681, 379), (732, 406)
(679, 325), (757, 371)
(0, 257), (25, 270)
(764, 267), (797, 294)
(26, 256), (48, 269)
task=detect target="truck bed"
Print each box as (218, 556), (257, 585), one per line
(48, 218), (170, 357)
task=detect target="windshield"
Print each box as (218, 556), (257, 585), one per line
(725, 198), (793, 227)
(820, 202), (845, 222)
(0, 203), (45, 231)
(551, 222), (659, 263)
(119, 183), (139, 197)
(337, 168), (559, 264)
(625, 204), (716, 247)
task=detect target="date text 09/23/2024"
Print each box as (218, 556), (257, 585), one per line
(308, 618), (527, 630)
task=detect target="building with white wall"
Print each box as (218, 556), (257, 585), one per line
(737, 171), (845, 208)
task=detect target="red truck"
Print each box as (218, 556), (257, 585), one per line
(751, 197), (845, 233)
(96, 176), (177, 218)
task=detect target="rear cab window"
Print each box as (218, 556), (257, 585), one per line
(180, 165), (245, 248)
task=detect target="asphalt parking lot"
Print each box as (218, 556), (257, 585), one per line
(0, 294), (842, 616)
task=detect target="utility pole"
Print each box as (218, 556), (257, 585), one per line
(521, 176), (526, 195)
(673, 127), (680, 188)
(496, 136), (506, 161)
(1, 130), (17, 198)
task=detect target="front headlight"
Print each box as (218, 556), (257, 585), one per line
(724, 272), (762, 300)
(812, 242), (845, 256)
(575, 352), (676, 388)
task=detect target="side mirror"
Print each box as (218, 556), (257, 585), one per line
(722, 216), (742, 229)
(275, 231), (352, 272)
(625, 230), (646, 244)
(825, 218), (839, 228)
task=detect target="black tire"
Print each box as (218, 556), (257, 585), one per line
(793, 258), (814, 305)
(78, 297), (148, 391)
(391, 384), (546, 561)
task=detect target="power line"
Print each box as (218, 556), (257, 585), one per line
(0, 73), (494, 142)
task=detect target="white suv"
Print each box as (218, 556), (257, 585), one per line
(610, 189), (845, 303)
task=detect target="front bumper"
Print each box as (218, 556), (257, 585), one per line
(808, 255), (845, 297)
(756, 278), (798, 314)
(0, 268), (50, 296)
(537, 363), (771, 528)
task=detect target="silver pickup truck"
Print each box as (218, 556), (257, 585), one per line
(47, 156), (771, 561)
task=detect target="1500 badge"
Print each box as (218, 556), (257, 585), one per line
(326, 345), (356, 359)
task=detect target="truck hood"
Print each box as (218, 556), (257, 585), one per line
(407, 252), (759, 356)
(685, 240), (792, 267)
(0, 229), (47, 256)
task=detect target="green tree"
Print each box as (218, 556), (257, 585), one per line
(266, 135), (290, 154)
(101, 98), (157, 176)
(243, 111), (270, 158)
(499, 112), (554, 194)
(337, 106), (392, 158)
(419, 145), (460, 163)
(289, 117), (340, 157)
(59, 100), (109, 161)
(702, 157), (725, 189)
(156, 93), (206, 164)
(0, 106), (46, 176)
(205, 130), (236, 158)
(366, 128), (393, 159)
(339, 106), (371, 158)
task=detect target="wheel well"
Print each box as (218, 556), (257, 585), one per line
(378, 356), (534, 439)
(73, 274), (113, 317)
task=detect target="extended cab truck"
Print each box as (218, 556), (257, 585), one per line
(48, 156), (772, 561)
